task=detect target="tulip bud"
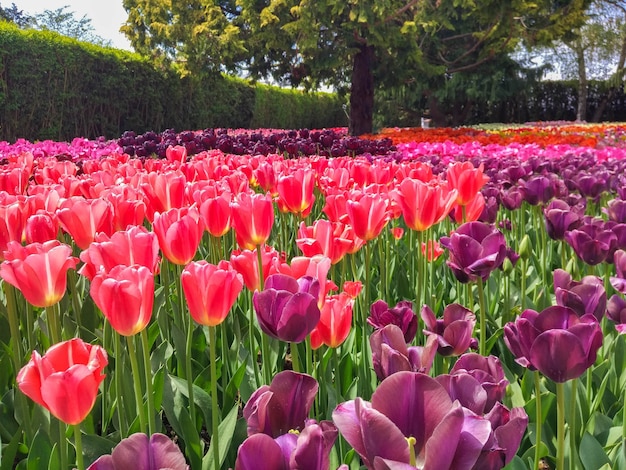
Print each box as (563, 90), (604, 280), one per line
(519, 235), (532, 260)
(502, 257), (514, 274)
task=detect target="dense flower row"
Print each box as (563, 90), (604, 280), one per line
(0, 123), (625, 470)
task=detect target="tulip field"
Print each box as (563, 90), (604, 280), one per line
(1, 122), (626, 469)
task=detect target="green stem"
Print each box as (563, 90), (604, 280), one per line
(290, 341), (301, 373)
(141, 328), (156, 434)
(114, 331), (128, 437)
(570, 378), (578, 470)
(209, 325), (221, 470)
(186, 315), (197, 431)
(45, 303), (62, 344)
(67, 269), (83, 334)
(58, 419), (68, 470)
(126, 335), (147, 433)
(534, 371), (543, 470)
(4, 282), (23, 375)
(73, 424), (84, 470)
(557, 381), (566, 470)
(363, 242), (372, 393)
(477, 277), (487, 356)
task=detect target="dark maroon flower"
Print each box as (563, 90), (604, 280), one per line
(421, 303), (477, 356)
(87, 433), (188, 470)
(503, 306), (603, 382)
(607, 294), (626, 334)
(367, 299), (417, 343)
(253, 274), (321, 342)
(243, 370), (319, 438)
(439, 222), (508, 283)
(332, 372), (492, 469)
(553, 269), (606, 321)
(370, 324), (438, 380)
(450, 353), (509, 413)
(543, 199), (582, 240)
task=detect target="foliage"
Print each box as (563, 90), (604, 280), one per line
(0, 23), (344, 142)
(30, 5), (111, 47)
(0, 1), (31, 28)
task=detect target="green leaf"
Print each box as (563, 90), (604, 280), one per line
(26, 429), (52, 470)
(202, 405), (239, 470)
(580, 431), (611, 470)
(80, 433), (116, 467)
(0, 424), (23, 470)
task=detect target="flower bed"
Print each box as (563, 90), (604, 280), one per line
(1, 123), (625, 469)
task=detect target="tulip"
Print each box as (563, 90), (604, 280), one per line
(139, 171), (187, 221)
(153, 206), (204, 265)
(90, 264), (154, 336)
(607, 294), (626, 333)
(367, 299), (417, 344)
(310, 292), (353, 349)
(253, 273), (321, 342)
(523, 175), (555, 206)
(610, 249), (626, 294)
(503, 306), (603, 382)
(450, 353), (508, 413)
(543, 199), (581, 240)
(87, 433), (189, 470)
(446, 161), (489, 206)
(564, 220), (617, 266)
(420, 240), (444, 261)
(421, 303), (477, 356)
(0, 199), (29, 259)
(390, 226), (404, 240)
(198, 191), (232, 237)
(345, 191), (390, 242)
(231, 191), (274, 250)
(606, 198), (626, 224)
(243, 370), (318, 438)
(181, 260), (243, 326)
(450, 192), (486, 224)
(439, 221), (508, 283)
(296, 219), (353, 265)
(394, 178), (457, 232)
(24, 211), (59, 244)
(553, 269), (606, 320)
(276, 167), (316, 217)
(236, 420), (337, 470)
(322, 192), (349, 224)
(56, 197), (114, 250)
(230, 245), (284, 292)
(165, 145), (188, 164)
(332, 371), (492, 469)
(0, 240), (78, 308)
(370, 325), (438, 380)
(78, 225), (160, 280)
(17, 338), (107, 425)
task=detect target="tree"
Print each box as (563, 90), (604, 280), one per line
(31, 6), (111, 46)
(120, 0), (245, 75)
(0, 2), (32, 28)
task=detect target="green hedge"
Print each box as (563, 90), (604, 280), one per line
(0, 22), (345, 142)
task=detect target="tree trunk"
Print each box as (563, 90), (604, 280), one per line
(593, 21), (626, 122)
(574, 37), (587, 122)
(349, 44), (375, 136)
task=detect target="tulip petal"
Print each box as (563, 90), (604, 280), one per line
(236, 434), (286, 470)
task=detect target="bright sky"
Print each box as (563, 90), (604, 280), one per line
(13, 0), (132, 50)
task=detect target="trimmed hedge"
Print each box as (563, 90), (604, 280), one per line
(0, 22), (346, 142)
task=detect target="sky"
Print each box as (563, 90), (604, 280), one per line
(13, 0), (132, 50)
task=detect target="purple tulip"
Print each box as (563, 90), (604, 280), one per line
(553, 269), (606, 321)
(606, 198), (626, 224)
(367, 299), (418, 343)
(439, 222), (508, 283)
(564, 221), (617, 266)
(503, 306), (603, 382)
(500, 187), (525, 211)
(523, 175), (555, 205)
(421, 303), (477, 356)
(332, 372), (492, 470)
(243, 370), (318, 438)
(370, 324), (438, 380)
(450, 353), (509, 413)
(235, 419), (338, 470)
(87, 433), (188, 470)
(253, 274), (321, 342)
(610, 250), (626, 294)
(543, 199), (581, 240)
(607, 294), (626, 334)
(474, 403), (529, 470)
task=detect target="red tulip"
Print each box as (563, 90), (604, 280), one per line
(56, 197), (114, 250)
(139, 171), (187, 222)
(276, 167), (316, 217)
(230, 245), (285, 292)
(0, 199), (31, 258)
(90, 264), (154, 336)
(322, 192), (349, 224)
(79, 225), (160, 281)
(395, 178), (457, 232)
(153, 207), (204, 265)
(16, 338), (107, 425)
(0, 240), (78, 308)
(231, 192), (275, 250)
(446, 161), (489, 206)
(346, 192), (390, 242)
(24, 211), (59, 244)
(198, 192), (232, 237)
(181, 260), (243, 326)
(166, 145), (187, 164)
(310, 292), (353, 349)
(296, 220), (354, 265)
(421, 240), (444, 261)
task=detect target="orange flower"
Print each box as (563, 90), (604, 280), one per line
(310, 292), (353, 349)
(421, 240), (444, 262)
